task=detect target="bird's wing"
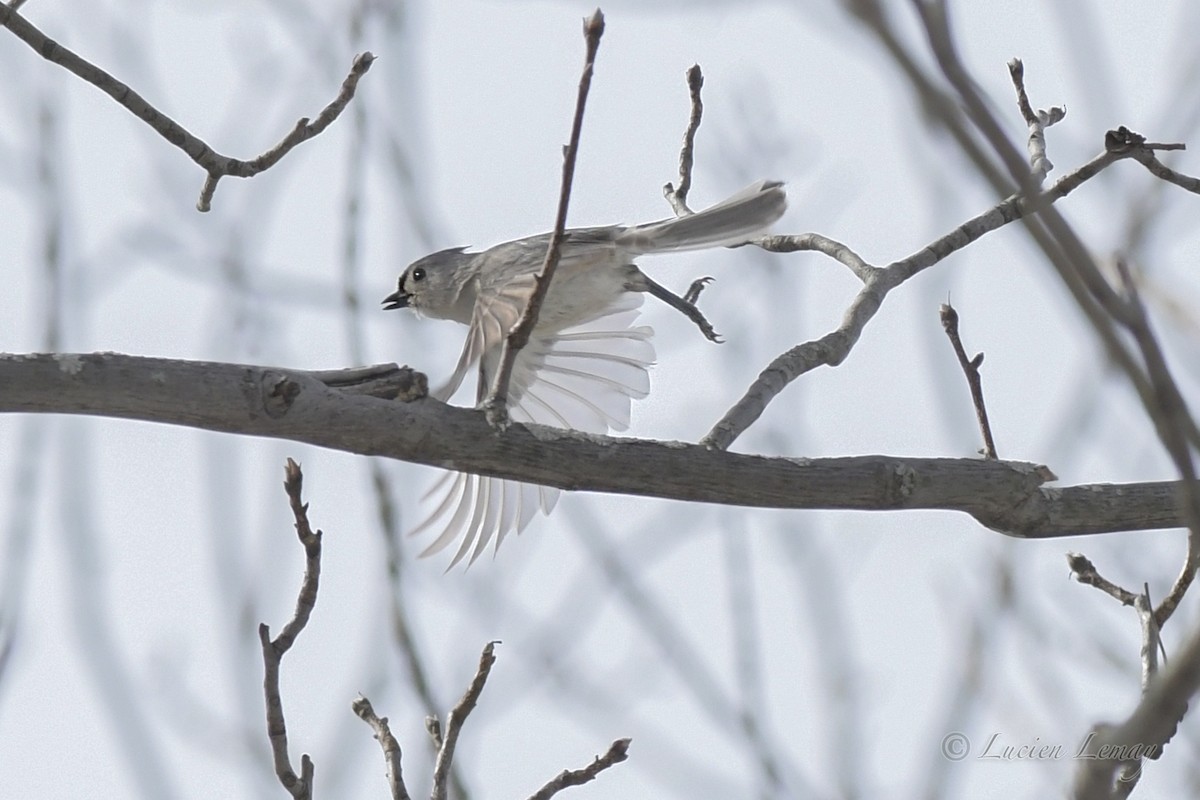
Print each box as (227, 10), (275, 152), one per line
(413, 281), (654, 568)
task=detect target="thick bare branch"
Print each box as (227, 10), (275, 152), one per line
(0, 353), (1189, 537)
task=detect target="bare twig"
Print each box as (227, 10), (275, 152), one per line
(1109, 256), (1200, 628)
(482, 8), (605, 427)
(1067, 552), (1139, 607)
(526, 738), (632, 800)
(352, 695), (412, 800)
(1136, 587), (1162, 694)
(425, 715), (444, 750)
(1108, 257), (1200, 633)
(703, 70), (1200, 453)
(260, 458), (324, 800)
(663, 64), (704, 215)
(939, 302), (998, 459)
(1065, 558), (1171, 789)
(1007, 58), (1065, 184)
(0, 5), (372, 211)
(1071, 612), (1200, 798)
(431, 641), (499, 800)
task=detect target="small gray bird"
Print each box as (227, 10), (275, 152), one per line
(384, 180), (786, 566)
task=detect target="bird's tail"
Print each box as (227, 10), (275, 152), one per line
(616, 180), (786, 255)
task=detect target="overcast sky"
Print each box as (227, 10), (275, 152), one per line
(3, 1), (1199, 798)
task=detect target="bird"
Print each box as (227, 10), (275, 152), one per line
(383, 180), (786, 566)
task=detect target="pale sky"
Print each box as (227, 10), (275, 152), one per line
(2, 1), (1199, 798)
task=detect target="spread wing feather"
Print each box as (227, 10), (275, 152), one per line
(414, 280), (653, 567)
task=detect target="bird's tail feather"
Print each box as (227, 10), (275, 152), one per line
(616, 180), (786, 255)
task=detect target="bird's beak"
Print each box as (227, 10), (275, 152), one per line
(381, 289), (409, 311)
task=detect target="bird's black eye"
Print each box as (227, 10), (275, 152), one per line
(412, 267), (426, 282)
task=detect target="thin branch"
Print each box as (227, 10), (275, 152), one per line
(482, 9), (605, 427)
(260, 458), (324, 800)
(1067, 552), (1140, 607)
(1007, 57), (1065, 184)
(1109, 256), (1200, 629)
(194, 51), (374, 211)
(940, 302), (998, 459)
(0, 5), (372, 211)
(1136, 588), (1161, 694)
(704, 106), (1200, 451)
(1131, 149), (1200, 193)
(431, 641), (499, 800)
(757, 232), (875, 281)
(701, 142), (1130, 451)
(1071, 611), (1200, 798)
(1065, 561), (1169, 796)
(663, 64), (704, 215)
(425, 715), (444, 750)
(857, 9), (1200, 500)
(352, 695), (411, 800)
(525, 738), (632, 800)
(2, 353), (1193, 538)
(912, 14), (1200, 482)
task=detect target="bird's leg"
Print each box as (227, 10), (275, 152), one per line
(683, 276), (714, 305)
(633, 271), (722, 343)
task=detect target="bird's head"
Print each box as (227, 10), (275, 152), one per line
(383, 246), (475, 322)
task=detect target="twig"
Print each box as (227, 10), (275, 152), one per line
(1136, 587), (1161, 694)
(1109, 256), (1200, 629)
(1065, 566), (1167, 796)
(898, 9), (1199, 468)
(1066, 552), (1139, 607)
(1071, 607), (1200, 798)
(939, 302), (998, 459)
(0, 5), (372, 211)
(431, 641), (500, 800)
(260, 458), (324, 800)
(526, 738), (632, 800)
(482, 8), (605, 427)
(352, 695), (411, 800)
(663, 64), (704, 215)
(425, 715), (444, 750)
(1007, 58), (1065, 184)
(703, 118), (1200, 452)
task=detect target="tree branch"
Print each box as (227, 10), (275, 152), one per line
(701, 136), (1194, 451)
(260, 458), (324, 800)
(662, 64), (704, 215)
(526, 738), (631, 800)
(430, 641), (498, 800)
(0, 352), (1188, 537)
(0, 5), (372, 211)
(940, 302), (998, 459)
(482, 8), (604, 427)
(352, 695), (411, 800)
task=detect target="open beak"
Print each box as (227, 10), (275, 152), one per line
(381, 289), (409, 311)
